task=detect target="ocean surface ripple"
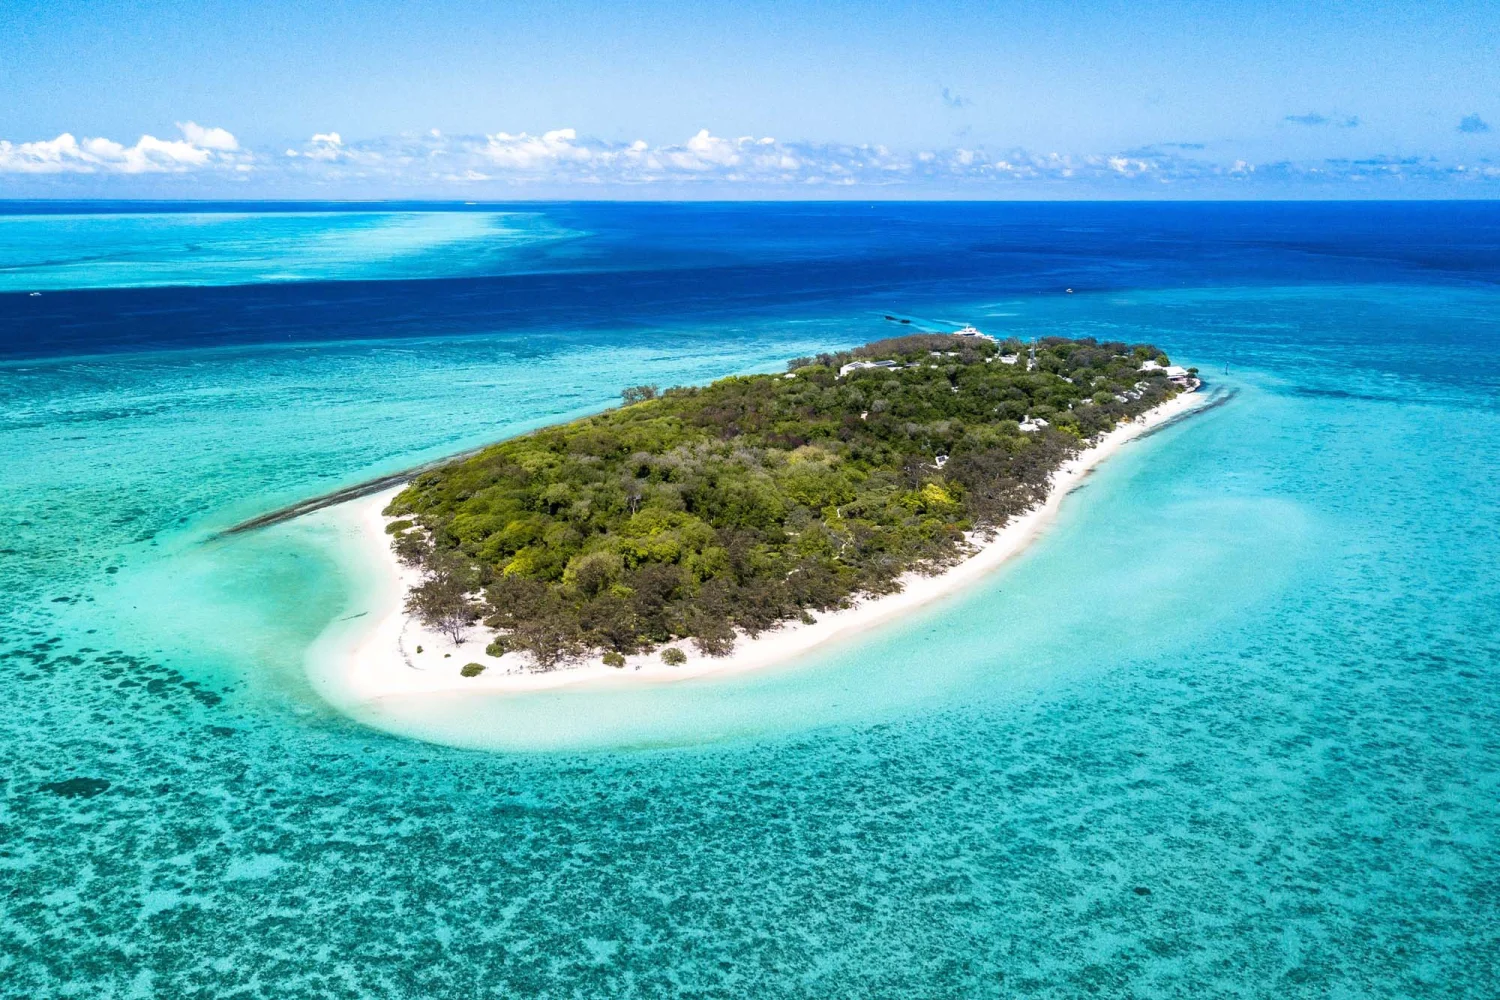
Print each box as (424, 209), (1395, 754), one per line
(1, 202), (1496, 997)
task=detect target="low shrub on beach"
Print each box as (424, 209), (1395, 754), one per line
(460, 662), (485, 677)
(485, 638), (506, 657)
(393, 531), (430, 566)
(386, 335), (1184, 673)
(403, 552), (479, 643)
(660, 647), (687, 666)
(602, 651), (626, 668)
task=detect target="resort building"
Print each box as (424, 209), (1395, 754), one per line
(838, 359), (902, 378)
(1141, 358), (1197, 388)
(1162, 365), (1194, 386)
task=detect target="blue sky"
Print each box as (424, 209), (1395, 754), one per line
(1, 0), (1497, 197)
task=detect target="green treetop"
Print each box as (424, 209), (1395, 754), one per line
(386, 334), (1186, 668)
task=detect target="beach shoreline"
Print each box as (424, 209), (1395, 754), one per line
(306, 387), (1215, 709)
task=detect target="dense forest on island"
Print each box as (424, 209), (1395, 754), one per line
(387, 334), (1193, 668)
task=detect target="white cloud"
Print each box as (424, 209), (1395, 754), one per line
(177, 122), (239, 151)
(6, 123), (1499, 193)
(482, 128), (592, 170)
(666, 129), (745, 170)
(0, 123), (246, 174)
(288, 132), (347, 161)
(1105, 155), (1152, 176)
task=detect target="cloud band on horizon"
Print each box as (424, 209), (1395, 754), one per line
(3, 123), (1498, 194)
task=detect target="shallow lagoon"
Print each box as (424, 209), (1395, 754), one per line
(2, 203), (1497, 996)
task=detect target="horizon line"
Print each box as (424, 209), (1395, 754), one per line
(4, 196), (1500, 207)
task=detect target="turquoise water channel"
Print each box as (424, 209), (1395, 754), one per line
(2, 204), (1497, 996)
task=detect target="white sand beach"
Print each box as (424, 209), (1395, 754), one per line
(307, 388), (1213, 709)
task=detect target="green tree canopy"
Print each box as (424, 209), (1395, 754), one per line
(386, 334), (1186, 669)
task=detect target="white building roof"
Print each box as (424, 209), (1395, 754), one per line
(838, 359), (902, 377)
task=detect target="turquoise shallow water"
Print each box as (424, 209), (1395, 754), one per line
(0, 210), (578, 290)
(2, 204), (1499, 996)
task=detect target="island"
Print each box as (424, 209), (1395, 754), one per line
(353, 333), (1203, 687)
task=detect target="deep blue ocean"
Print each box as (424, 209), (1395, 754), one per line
(2, 202), (1497, 997)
